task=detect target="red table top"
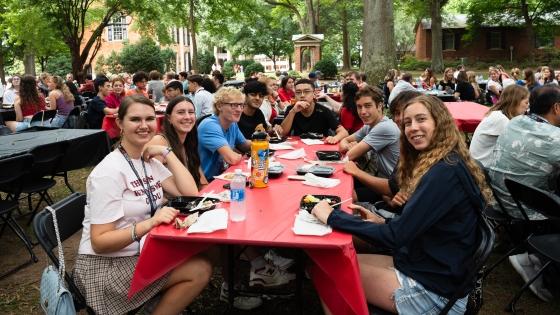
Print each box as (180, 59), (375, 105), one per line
(444, 101), (488, 133)
(129, 139), (368, 315)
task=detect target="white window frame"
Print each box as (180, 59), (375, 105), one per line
(107, 15), (127, 42)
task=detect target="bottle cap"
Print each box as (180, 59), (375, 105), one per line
(251, 131), (268, 140)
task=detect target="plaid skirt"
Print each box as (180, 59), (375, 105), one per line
(73, 254), (169, 315)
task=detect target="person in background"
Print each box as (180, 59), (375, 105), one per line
(421, 68), (437, 90)
(2, 75), (20, 105)
(257, 76), (279, 125)
(46, 75), (75, 127)
(388, 73), (416, 105)
(5, 75), (46, 132)
(197, 87), (251, 179)
(339, 86), (400, 203)
(188, 74), (214, 117)
(66, 73), (78, 88)
(511, 68), (523, 85)
(308, 71), (320, 88)
(438, 67), (455, 92)
(467, 71), (482, 101)
(538, 66), (558, 86)
(79, 74), (95, 95)
(486, 67), (503, 104)
(523, 68), (539, 92)
(470, 85), (529, 167)
(66, 80), (85, 107)
(212, 70), (225, 90)
(238, 80), (282, 139)
(122, 73), (133, 90)
(126, 71), (149, 98)
(179, 71), (189, 95)
(383, 69), (399, 106)
(163, 80), (185, 101)
(454, 70), (476, 101)
(73, 94), (211, 314)
(280, 79), (349, 144)
(0, 80), (4, 103)
(147, 70), (165, 103)
(347, 71), (365, 88)
(339, 82), (363, 134)
(163, 71), (177, 86)
(37, 73), (50, 97)
(201, 76), (217, 94)
(313, 95), (492, 315)
(87, 76), (112, 129)
(277, 76), (295, 111)
(102, 76), (126, 141)
(147, 96), (208, 189)
(453, 64), (465, 79)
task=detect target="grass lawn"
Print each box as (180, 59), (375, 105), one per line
(0, 168), (558, 314)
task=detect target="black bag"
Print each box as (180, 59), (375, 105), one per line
(465, 268), (484, 315)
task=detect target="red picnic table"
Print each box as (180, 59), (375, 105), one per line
(444, 101), (488, 133)
(128, 140), (368, 315)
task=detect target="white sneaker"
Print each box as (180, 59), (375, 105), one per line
(219, 282), (263, 310)
(509, 253), (553, 302)
(249, 262), (296, 287)
(264, 250), (295, 270)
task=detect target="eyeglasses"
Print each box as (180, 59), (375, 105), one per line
(222, 102), (245, 109)
(295, 90), (313, 96)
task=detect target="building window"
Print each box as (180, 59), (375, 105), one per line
(107, 15), (127, 42)
(488, 31), (503, 49)
(442, 31), (455, 50)
(535, 34), (553, 48)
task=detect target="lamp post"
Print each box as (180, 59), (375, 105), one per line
(510, 46), (514, 62)
(357, 41), (362, 67)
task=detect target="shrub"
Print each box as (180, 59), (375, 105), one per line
(313, 59), (338, 78)
(399, 55), (431, 71)
(45, 53), (72, 77)
(244, 62), (265, 78)
(222, 61), (235, 79)
(196, 50), (215, 74)
(288, 70), (302, 78)
(119, 39), (165, 73)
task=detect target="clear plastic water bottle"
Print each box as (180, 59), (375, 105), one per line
(229, 169), (246, 222)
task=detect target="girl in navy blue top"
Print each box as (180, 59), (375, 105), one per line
(313, 95), (493, 314)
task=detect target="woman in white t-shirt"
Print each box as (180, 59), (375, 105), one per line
(73, 94), (211, 314)
(470, 85), (529, 167)
(486, 67), (503, 104)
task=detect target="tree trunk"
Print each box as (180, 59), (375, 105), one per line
(305, 0), (318, 33)
(23, 52), (36, 76)
(361, 0), (395, 86)
(430, 0), (444, 73)
(520, 0), (535, 62)
(0, 50), (5, 85)
(189, 0), (198, 73)
(288, 53), (293, 71)
(341, 7), (351, 71)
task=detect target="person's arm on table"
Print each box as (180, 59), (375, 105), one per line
(345, 141), (371, 161)
(325, 125), (349, 144)
(339, 134), (358, 153)
(217, 145), (243, 166)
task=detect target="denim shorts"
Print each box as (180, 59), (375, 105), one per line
(393, 269), (467, 315)
(14, 118), (31, 131)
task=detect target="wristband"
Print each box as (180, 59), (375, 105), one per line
(131, 221), (140, 242)
(162, 147), (173, 160)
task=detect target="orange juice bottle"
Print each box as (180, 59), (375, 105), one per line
(250, 131), (269, 188)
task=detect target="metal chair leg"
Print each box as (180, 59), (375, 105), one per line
(505, 260), (552, 313)
(0, 213), (38, 280)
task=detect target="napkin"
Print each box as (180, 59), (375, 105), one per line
(292, 210), (332, 236)
(278, 148), (306, 160)
(202, 190), (231, 202)
(187, 208), (228, 234)
(302, 173), (340, 188)
(270, 143), (294, 150)
(300, 138), (325, 145)
(213, 171), (250, 181)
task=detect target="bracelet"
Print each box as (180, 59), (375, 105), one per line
(162, 147), (173, 160)
(131, 221), (140, 242)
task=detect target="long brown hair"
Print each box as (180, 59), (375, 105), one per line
(162, 96), (202, 188)
(397, 95), (493, 204)
(486, 85), (529, 119)
(19, 75), (44, 113)
(50, 75), (75, 103)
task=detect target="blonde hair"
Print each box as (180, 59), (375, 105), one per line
(212, 87), (245, 115)
(486, 84), (529, 119)
(397, 95), (493, 204)
(511, 68), (521, 80)
(467, 71), (482, 96)
(50, 75), (75, 103)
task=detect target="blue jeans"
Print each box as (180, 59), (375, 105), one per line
(14, 118), (31, 131)
(393, 269), (467, 315)
(49, 114), (67, 127)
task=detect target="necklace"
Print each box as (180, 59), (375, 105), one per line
(118, 145), (158, 216)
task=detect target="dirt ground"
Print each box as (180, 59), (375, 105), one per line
(1, 169), (559, 314)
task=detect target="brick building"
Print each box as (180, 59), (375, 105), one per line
(415, 14), (560, 62)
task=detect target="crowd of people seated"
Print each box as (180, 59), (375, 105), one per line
(1, 64), (558, 313)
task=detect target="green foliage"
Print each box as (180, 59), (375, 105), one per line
(44, 53), (72, 76)
(313, 59), (338, 78)
(288, 70), (302, 79)
(160, 48), (176, 72)
(399, 55), (432, 71)
(196, 50), (215, 74)
(222, 61), (235, 80)
(244, 62), (264, 77)
(119, 38), (166, 73)
(238, 60), (255, 69)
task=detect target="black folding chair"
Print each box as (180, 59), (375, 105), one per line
(195, 113), (212, 127)
(54, 133), (110, 193)
(504, 178), (560, 313)
(29, 109), (57, 127)
(61, 106), (84, 129)
(0, 154), (38, 279)
(33, 193), (93, 314)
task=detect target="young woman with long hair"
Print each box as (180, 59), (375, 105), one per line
(438, 67), (455, 92)
(470, 84), (529, 166)
(467, 71), (482, 100)
(339, 81), (362, 134)
(257, 76), (279, 124)
(6, 75), (46, 132)
(277, 76), (295, 111)
(147, 96), (208, 189)
(102, 76), (127, 140)
(313, 95), (492, 315)
(46, 75), (75, 127)
(421, 68), (437, 90)
(523, 68), (539, 91)
(383, 69), (399, 105)
(538, 66), (558, 85)
(73, 94), (210, 314)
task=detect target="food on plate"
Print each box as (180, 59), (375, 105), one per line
(303, 194), (321, 203)
(174, 212), (198, 229)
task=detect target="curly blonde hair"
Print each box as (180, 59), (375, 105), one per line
(397, 95), (493, 204)
(50, 75), (75, 103)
